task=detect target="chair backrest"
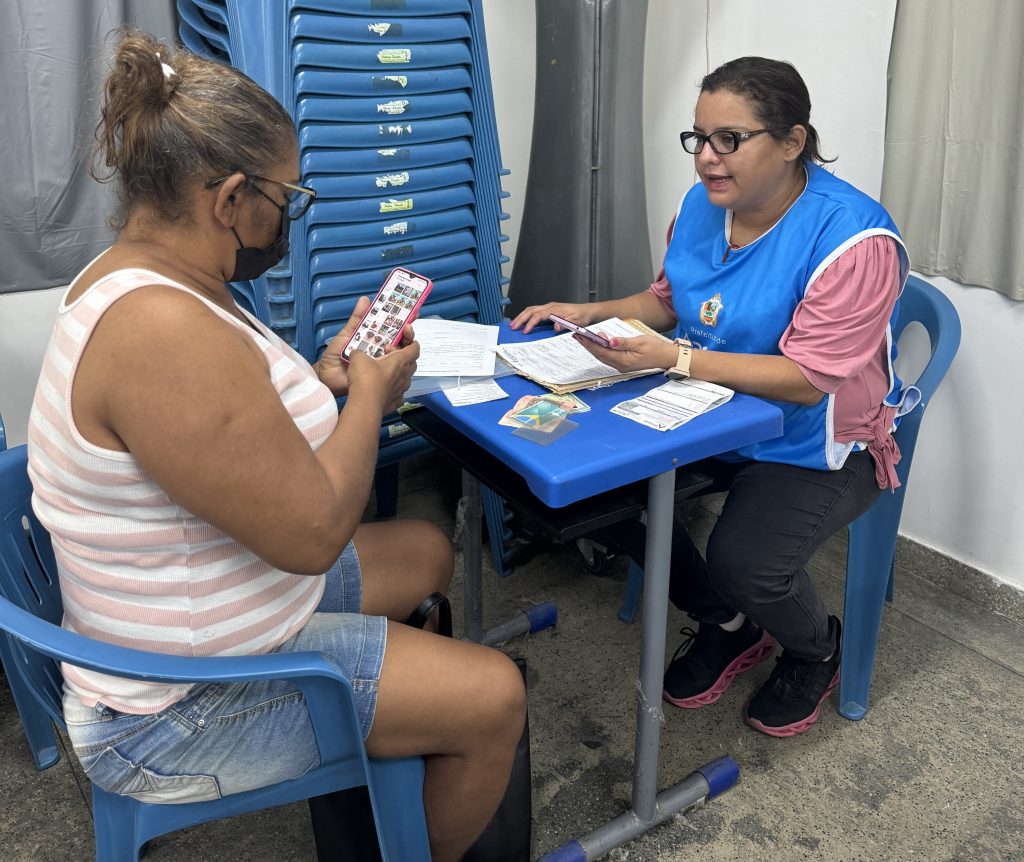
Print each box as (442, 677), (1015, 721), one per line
(0, 445), (67, 727)
(0, 411), (7, 451)
(889, 275), (962, 485)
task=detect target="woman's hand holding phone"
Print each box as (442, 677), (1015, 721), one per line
(577, 331), (679, 370)
(317, 296), (372, 396)
(316, 298), (419, 400)
(347, 336), (420, 416)
(573, 332), (677, 374)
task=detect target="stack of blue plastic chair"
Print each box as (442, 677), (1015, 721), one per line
(176, 0), (517, 573)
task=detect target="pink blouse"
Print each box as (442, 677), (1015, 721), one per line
(648, 219), (903, 489)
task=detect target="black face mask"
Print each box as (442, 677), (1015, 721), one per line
(229, 217), (289, 282)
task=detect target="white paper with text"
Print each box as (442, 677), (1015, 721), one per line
(413, 319), (499, 376)
(611, 379), (734, 431)
(441, 379), (509, 406)
(495, 318), (654, 386)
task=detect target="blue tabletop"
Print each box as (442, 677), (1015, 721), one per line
(417, 322), (784, 508)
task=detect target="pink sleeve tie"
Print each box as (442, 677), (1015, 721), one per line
(865, 425), (902, 492)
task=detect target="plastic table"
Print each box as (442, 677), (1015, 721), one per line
(405, 323), (783, 860)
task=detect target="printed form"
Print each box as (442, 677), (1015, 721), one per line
(413, 319), (499, 377)
(406, 319), (513, 405)
(495, 318), (651, 386)
(611, 379), (734, 431)
(442, 379), (509, 406)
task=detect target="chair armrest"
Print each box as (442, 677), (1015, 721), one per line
(0, 598), (363, 764)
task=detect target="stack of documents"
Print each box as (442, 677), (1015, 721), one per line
(412, 318), (500, 377)
(405, 319), (513, 399)
(495, 318), (670, 394)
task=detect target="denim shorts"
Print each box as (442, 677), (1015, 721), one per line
(62, 541), (388, 803)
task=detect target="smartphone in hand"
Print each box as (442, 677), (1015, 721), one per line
(343, 268), (433, 360)
(548, 313), (612, 348)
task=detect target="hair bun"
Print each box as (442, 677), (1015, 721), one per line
(111, 31), (179, 109)
(92, 26), (295, 231)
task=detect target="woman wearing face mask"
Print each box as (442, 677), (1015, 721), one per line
(26, 30), (524, 862)
(512, 57), (912, 738)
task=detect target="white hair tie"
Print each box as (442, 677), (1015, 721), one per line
(157, 54), (176, 79)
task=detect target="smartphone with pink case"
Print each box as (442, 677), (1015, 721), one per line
(342, 268), (433, 361)
(548, 313), (612, 348)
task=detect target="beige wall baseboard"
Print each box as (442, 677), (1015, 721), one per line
(896, 536), (1024, 627)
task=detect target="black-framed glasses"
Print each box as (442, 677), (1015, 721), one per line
(680, 127), (791, 155)
(204, 172), (317, 220)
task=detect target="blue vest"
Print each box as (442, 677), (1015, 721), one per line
(664, 162), (910, 471)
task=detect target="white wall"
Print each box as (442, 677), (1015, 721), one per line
(898, 277), (1024, 581)
(3, 0), (1021, 592)
(480, 0), (535, 269)
(1, 288), (64, 447)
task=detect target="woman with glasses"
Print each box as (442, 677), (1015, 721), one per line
(513, 57), (912, 738)
(26, 30), (524, 862)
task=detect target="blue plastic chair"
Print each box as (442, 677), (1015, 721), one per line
(616, 275), (961, 720)
(0, 444), (431, 861)
(839, 274), (961, 719)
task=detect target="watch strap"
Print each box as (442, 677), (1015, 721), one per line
(665, 338), (692, 380)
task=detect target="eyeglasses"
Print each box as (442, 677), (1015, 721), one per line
(679, 127), (791, 155)
(204, 173), (317, 220)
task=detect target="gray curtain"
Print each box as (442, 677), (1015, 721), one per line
(880, 0), (1024, 300)
(509, 0), (652, 314)
(0, 0), (177, 295)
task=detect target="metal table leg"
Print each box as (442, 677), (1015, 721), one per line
(458, 471), (557, 647)
(539, 469), (739, 860)
(461, 471), (485, 643)
(633, 469), (676, 818)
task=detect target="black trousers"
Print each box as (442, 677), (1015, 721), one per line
(602, 450), (882, 659)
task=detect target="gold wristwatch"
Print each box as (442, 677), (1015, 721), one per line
(664, 337), (693, 381)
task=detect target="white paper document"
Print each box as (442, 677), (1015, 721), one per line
(441, 379), (509, 406)
(495, 318), (654, 387)
(611, 379), (734, 431)
(404, 357), (517, 400)
(413, 319), (499, 377)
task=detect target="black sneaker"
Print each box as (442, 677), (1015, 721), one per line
(746, 616), (842, 737)
(663, 619), (776, 709)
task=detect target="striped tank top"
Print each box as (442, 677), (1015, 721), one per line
(27, 268), (339, 714)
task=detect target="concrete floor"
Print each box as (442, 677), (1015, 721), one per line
(1, 451), (1022, 861)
